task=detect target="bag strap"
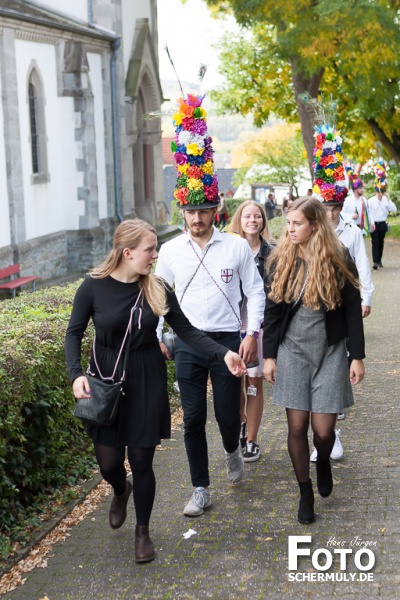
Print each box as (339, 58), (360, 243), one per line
(291, 274), (308, 310)
(188, 240), (242, 326)
(179, 244), (211, 305)
(91, 290), (142, 383)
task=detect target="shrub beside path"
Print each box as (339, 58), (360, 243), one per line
(1, 240), (399, 599)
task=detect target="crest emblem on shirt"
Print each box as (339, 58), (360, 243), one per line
(221, 269), (233, 283)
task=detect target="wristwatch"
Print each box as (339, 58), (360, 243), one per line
(246, 330), (259, 340)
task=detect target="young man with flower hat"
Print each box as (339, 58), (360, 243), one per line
(155, 94), (265, 517)
(367, 161), (397, 269)
(342, 167), (375, 237)
(310, 114), (372, 461)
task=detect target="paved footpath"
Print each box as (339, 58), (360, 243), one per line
(2, 240), (400, 600)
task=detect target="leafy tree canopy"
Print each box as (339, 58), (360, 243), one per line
(203, 0), (400, 170)
(232, 125), (309, 196)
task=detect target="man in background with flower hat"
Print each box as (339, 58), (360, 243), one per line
(156, 94), (265, 517)
(310, 108), (373, 461)
(342, 170), (374, 237)
(367, 161), (397, 270)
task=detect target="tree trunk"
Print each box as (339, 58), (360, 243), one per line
(291, 61), (324, 181)
(366, 119), (400, 165)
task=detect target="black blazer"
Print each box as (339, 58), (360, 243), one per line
(255, 238), (273, 280)
(262, 261), (365, 361)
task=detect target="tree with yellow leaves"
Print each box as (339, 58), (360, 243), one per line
(203, 0), (400, 174)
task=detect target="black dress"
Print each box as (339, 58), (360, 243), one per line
(65, 276), (228, 448)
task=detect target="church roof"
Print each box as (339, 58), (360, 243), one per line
(0, 0), (117, 41)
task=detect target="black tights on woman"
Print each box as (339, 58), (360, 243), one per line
(286, 409), (337, 483)
(94, 443), (156, 526)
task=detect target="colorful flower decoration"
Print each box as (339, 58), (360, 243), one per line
(312, 124), (348, 204)
(374, 160), (388, 191)
(344, 162), (363, 191)
(172, 93), (220, 208)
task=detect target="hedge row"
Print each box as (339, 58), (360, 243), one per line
(0, 281), (178, 556)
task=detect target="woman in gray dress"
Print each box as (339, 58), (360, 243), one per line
(263, 197), (365, 524)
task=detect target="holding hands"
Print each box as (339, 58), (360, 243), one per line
(224, 350), (247, 377)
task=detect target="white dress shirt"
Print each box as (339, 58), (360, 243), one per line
(336, 214), (374, 307)
(367, 194), (397, 223)
(155, 227), (265, 337)
(342, 194), (374, 229)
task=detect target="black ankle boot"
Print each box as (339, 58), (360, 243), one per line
(109, 480), (132, 529)
(298, 479), (315, 524)
(135, 525), (155, 563)
(316, 458), (333, 497)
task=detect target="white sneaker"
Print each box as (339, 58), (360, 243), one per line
(337, 412), (345, 420)
(183, 487), (211, 517)
(310, 429), (343, 462)
(225, 446), (244, 483)
(330, 429), (344, 460)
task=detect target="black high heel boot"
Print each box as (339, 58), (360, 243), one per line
(298, 479), (315, 524)
(316, 457), (333, 497)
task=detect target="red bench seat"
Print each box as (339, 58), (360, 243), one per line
(0, 264), (39, 298)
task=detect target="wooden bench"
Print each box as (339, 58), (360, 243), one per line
(0, 264), (39, 298)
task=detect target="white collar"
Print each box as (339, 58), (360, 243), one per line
(184, 226), (223, 246)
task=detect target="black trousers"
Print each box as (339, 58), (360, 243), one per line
(371, 221), (387, 264)
(174, 332), (241, 488)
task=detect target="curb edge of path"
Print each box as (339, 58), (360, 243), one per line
(0, 473), (104, 579)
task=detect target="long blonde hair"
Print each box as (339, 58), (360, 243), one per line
(228, 200), (272, 243)
(90, 219), (168, 316)
(267, 197), (359, 310)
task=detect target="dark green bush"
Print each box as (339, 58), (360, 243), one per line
(0, 283), (97, 547)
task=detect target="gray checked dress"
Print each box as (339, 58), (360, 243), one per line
(272, 303), (354, 413)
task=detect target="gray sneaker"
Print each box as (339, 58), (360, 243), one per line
(225, 446), (244, 483)
(183, 487), (211, 517)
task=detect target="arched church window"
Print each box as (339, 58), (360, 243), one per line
(28, 83), (39, 173)
(27, 67), (49, 183)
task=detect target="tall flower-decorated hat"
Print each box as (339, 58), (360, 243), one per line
(312, 125), (348, 205)
(171, 93), (220, 210)
(345, 162), (364, 191)
(374, 160), (388, 191)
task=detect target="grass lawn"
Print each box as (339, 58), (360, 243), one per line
(387, 214), (400, 239)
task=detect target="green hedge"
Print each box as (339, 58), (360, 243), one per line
(0, 283), (97, 557)
(0, 281), (179, 560)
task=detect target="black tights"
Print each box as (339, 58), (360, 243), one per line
(286, 409), (337, 484)
(94, 443), (156, 526)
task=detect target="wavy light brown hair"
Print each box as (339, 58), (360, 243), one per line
(90, 219), (168, 316)
(228, 200), (272, 243)
(267, 197), (359, 310)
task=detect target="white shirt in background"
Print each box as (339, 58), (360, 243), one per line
(367, 194), (397, 223)
(336, 214), (374, 307)
(342, 194), (374, 230)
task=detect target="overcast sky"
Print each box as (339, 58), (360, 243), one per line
(157, 0), (239, 90)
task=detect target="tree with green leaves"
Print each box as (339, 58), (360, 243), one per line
(203, 0), (400, 173)
(233, 129), (308, 197)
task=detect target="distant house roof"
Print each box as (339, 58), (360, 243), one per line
(162, 137), (175, 165)
(216, 168), (237, 196)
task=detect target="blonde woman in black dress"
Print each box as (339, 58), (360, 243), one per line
(65, 219), (246, 563)
(263, 198), (365, 524)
